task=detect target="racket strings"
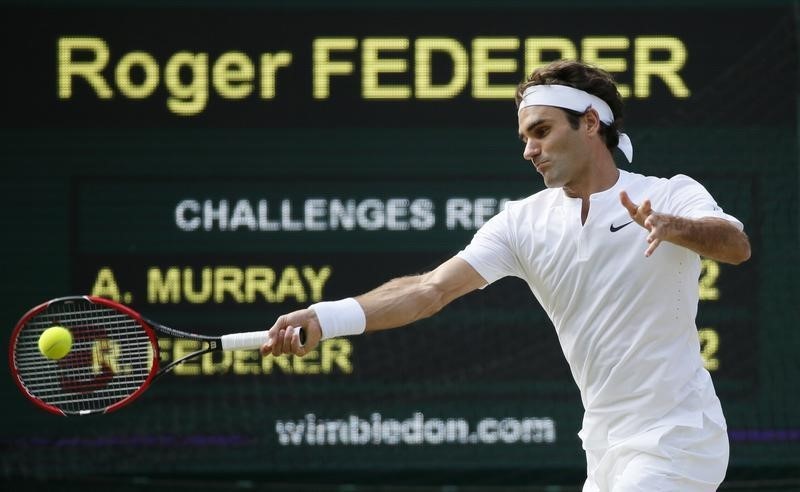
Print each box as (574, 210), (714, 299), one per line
(13, 299), (156, 415)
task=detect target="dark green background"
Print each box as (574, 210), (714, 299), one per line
(1, 1), (798, 489)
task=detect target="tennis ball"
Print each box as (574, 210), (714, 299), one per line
(38, 326), (73, 360)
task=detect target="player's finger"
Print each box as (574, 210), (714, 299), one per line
(260, 330), (276, 356)
(645, 238), (661, 257)
(266, 328), (280, 355)
(281, 327), (294, 354)
(266, 326), (280, 347)
(258, 329), (275, 355)
(619, 191), (638, 216)
(264, 315), (288, 346)
(271, 328), (286, 356)
(640, 199), (652, 216)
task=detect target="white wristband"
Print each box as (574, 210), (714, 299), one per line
(309, 298), (366, 340)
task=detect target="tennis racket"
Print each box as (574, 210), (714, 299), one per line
(8, 295), (304, 416)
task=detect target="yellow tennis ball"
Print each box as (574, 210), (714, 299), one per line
(38, 326), (73, 360)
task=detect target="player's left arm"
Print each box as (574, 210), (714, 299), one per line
(619, 190), (751, 265)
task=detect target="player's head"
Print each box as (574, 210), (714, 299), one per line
(515, 60), (632, 189)
(515, 60), (624, 153)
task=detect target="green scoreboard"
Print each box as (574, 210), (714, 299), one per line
(1, 0), (798, 487)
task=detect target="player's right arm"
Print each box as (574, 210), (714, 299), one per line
(260, 257), (486, 357)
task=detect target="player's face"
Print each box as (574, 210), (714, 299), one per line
(518, 106), (590, 189)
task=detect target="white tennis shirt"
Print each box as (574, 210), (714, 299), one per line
(457, 169), (742, 449)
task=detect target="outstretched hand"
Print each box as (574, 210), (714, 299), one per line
(259, 308), (323, 357)
(619, 191), (672, 257)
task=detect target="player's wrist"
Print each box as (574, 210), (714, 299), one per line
(309, 298), (366, 340)
(659, 213), (684, 241)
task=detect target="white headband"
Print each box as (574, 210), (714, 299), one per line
(518, 84), (633, 162)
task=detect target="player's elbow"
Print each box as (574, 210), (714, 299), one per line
(731, 241), (751, 265)
(724, 233), (751, 265)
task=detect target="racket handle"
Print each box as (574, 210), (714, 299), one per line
(220, 327), (306, 350)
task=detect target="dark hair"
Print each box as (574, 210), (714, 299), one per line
(515, 60), (623, 151)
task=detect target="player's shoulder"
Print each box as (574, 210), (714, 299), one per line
(621, 169), (703, 194)
(666, 173), (706, 190)
(620, 169), (697, 188)
(621, 170), (712, 210)
(620, 169), (666, 188)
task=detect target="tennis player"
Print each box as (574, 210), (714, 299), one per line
(262, 60), (751, 491)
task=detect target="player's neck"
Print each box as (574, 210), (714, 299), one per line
(562, 152), (619, 202)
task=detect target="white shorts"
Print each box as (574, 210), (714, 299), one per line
(582, 413), (729, 492)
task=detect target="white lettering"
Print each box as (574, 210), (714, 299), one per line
(175, 199), (201, 231)
(176, 197), (508, 232)
(203, 199), (228, 231)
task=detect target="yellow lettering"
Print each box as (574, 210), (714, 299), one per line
(581, 37), (631, 98)
(212, 51), (254, 99)
(321, 338), (353, 374)
(91, 267), (121, 301)
(157, 339), (351, 376)
(232, 350), (261, 375)
(57, 36), (112, 99)
(147, 266), (333, 304)
(699, 259), (720, 301)
(157, 338), (172, 366)
(202, 351), (233, 375)
(56, 36), (693, 116)
(92, 338), (122, 375)
(414, 37), (468, 99)
(214, 267), (245, 303)
(698, 327), (720, 371)
(292, 349), (321, 374)
(302, 266), (331, 302)
(245, 267), (277, 302)
(634, 36), (689, 98)
(313, 37), (357, 99)
(184, 267), (212, 304)
(172, 340), (202, 376)
(115, 51), (159, 99)
(148, 267), (180, 304)
(362, 37), (410, 99)
(164, 51), (209, 115)
(275, 266), (306, 303)
(261, 353), (292, 373)
(260, 51), (293, 99)
(472, 37), (519, 99)
(524, 37), (577, 76)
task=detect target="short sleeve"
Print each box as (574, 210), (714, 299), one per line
(667, 174), (743, 231)
(456, 208), (521, 287)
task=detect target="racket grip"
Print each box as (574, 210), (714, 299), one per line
(220, 327), (305, 350)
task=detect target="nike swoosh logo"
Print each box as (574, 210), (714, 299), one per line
(610, 220), (634, 232)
